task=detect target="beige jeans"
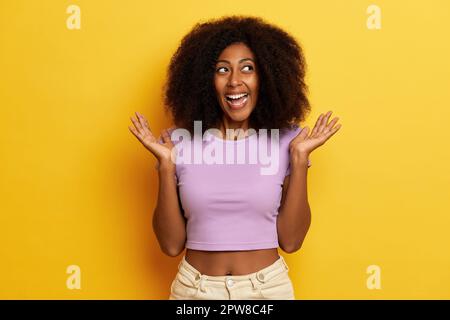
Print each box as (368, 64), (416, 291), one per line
(169, 255), (295, 300)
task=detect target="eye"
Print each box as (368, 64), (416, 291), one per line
(216, 65), (254, 73)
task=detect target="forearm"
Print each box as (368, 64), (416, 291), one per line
(277, 154), (311, 252)
(152, 162), (186, 256)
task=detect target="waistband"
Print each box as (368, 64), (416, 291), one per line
(176, 254), (290, 292)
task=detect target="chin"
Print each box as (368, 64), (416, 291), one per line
(225, 110), (252, 122)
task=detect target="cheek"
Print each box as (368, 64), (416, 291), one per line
(214, 80), (226, 99)
(250, 76), (259, 94)
(251, 81), (259, 101)
(213, 76), (221, 91)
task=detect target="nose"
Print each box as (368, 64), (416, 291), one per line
(227, 70), (243, 87)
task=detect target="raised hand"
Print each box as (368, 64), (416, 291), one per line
(128, 111), (175, 167)
(290, 110), (342, 157)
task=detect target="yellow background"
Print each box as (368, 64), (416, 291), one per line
(1, 0), (449, 299)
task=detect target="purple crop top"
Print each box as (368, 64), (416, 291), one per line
(162, 124), (310, 251)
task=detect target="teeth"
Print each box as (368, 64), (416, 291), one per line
(226, 93), (248, 100)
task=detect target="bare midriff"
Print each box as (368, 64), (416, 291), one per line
(185, 248), (280, 276)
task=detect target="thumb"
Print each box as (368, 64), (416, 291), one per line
(295, 126), (309, 140)
(161, 129), (174, 146)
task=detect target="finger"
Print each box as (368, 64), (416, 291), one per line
(321, 110), (332, 127)
(141, 113), (152, 132)
(161, 129), (173, 145)
(136, 112), (153, 137)
(324, 117), (339, 134)
(135, 111), (146, 129)
(318, 110), (332, 134)
(310, 114), (323, 138)
(136, 111), (147, 128)
(292, 126), (309, 144)
(299, 126), (310, 139)
(325, 123), (342, 139)
(128, 125), (143, 141)
(130, 115), (144, 133)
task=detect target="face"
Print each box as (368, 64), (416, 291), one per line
(214, 42), (259, 126)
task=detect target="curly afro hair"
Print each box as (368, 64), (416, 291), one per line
(162, 15), (311, 135)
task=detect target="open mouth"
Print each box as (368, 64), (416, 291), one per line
(225, 93), (249, 109)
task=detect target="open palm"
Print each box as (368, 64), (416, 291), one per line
(290, 110), (342, 156)
(128, 111), (175, 163)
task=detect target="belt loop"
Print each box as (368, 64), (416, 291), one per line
(177, 257), (184, 270)
(280, 255), (290, 272)
(199, 275), (208, 293)
(249, 275), (260, 290)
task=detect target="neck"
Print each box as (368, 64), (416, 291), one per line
(219, 117), (250, 140)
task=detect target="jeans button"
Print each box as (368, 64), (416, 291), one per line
(257, 273), (265, 281)
(226, 278), (234, 287)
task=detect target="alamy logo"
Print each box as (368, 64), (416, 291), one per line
(66, 5), (81, 30)
(366, 265), (382, 289)
(66, 265), (81, 290)
(169, 121), (281, 176)
(367, 4), (382, 30)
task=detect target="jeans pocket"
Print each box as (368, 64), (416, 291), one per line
(170, 274), (199, 299)
(259, 272), (295, 300)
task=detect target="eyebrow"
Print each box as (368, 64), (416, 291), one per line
(216, 58), (255, 64)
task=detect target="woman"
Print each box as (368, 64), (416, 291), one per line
(128, 16), (341, 300)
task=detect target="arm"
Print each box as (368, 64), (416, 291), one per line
(128, 113), (187, 257)
(152, 161), (187, 257)
(277, 153), (311, 253)
(277, 110), (342, 253)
